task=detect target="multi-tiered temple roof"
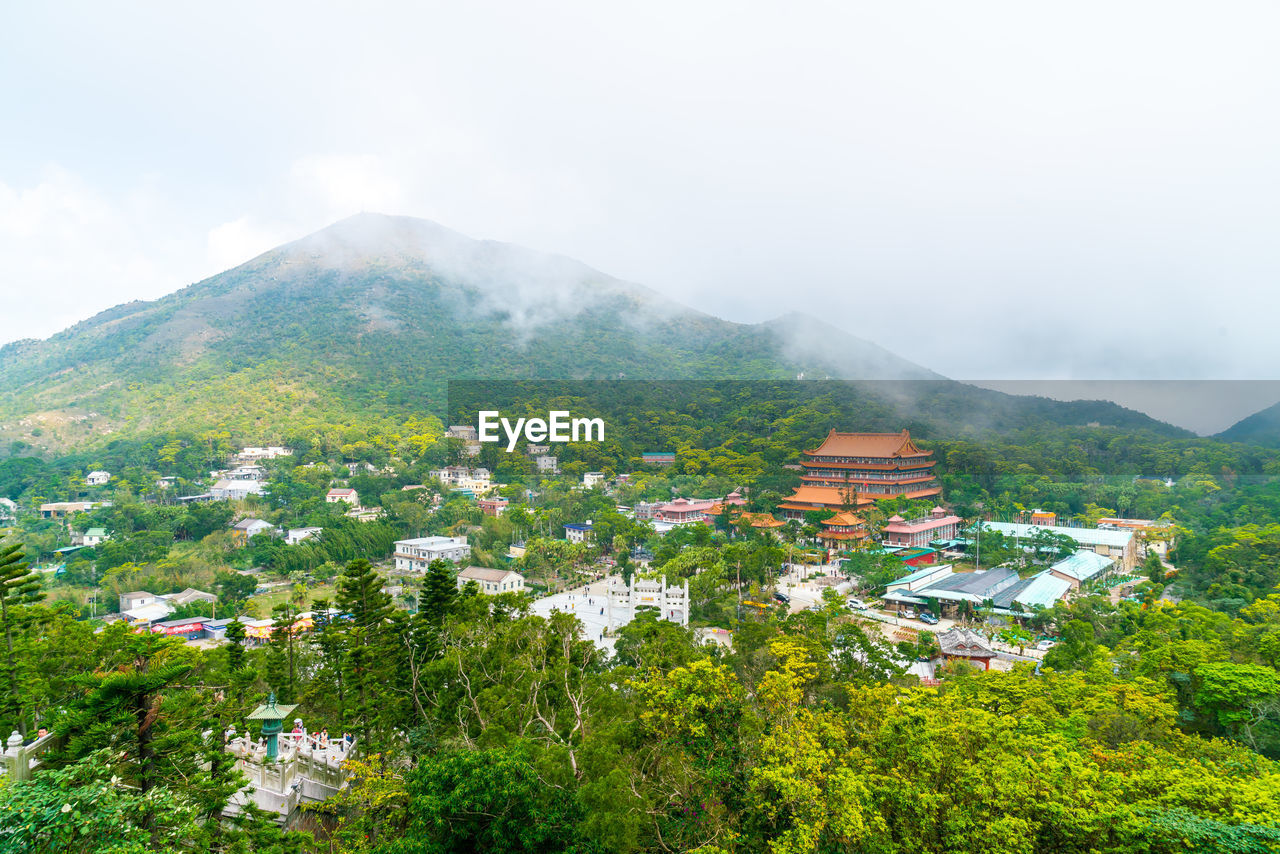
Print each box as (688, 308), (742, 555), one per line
(779, 430), (941, 517)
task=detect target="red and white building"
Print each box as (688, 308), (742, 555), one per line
(881, 507), (962, 549)
(654, 492), (746, 525)
(326, 488), (359, 506)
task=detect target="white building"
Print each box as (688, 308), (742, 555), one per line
(583, 472), (606, 489)
(211, 479), (266, 501)
(85, 470), (110, 486)
(326, 488), (359, 506)
(535, 455), (559, 474)
(564, 522), (592, 544)
(393, 536), (471, 571)
(457, 566), (526, 594)
(239, 446), (292, 460)
(232, 518), (276, 543)
(428, 467), (494, 494)
(286, 527), (323, 545)
(980, 521), (1137, 571)
(74, 527), (110, 547)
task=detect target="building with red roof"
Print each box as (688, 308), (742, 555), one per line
(881, 507), (962, 549)
(778, 430), (940, 518)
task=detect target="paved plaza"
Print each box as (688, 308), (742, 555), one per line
(529, 576), (625, 653)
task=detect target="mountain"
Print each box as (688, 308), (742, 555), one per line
(0, 213), (1186, 452)
(1216, 399), (1280, 447)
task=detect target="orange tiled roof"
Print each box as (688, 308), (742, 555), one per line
(806, 429), (929, 459)
(739, 512), (786, 528)
(777, 485), (872, 509)
(822, 511), (865, 527)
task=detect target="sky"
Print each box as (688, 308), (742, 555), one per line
(2, 1), (1278, 382)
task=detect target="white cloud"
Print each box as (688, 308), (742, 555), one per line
(0, 168), (193, 341)
(206, 217), (289, 273)
(289, 154), (405, 219)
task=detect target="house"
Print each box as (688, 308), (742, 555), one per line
(642, 452), (676, 466)
(393, 536), (471, 571)
(535, 455), (559, 474)
(881, 507), (962, 549)
(478, 496), (508, 517)
(285, 527), (322, 545)
(457, 566), (526, 595)
(979, 521), (1137, 571)
(345, 506), (385, 522)
(211, 479), (266, 501)
(428, 467), (494, 494)
(564, 522), (592, 544)
(0, 498), (14, 522)
(934, 628), (999, 671)
(654, 493), (746, 526)
(446, 425), (479, 441)
(74, 527), (109, 547)
(326, 488), (359, 506)
(161, 588), (218, 608)
(231, 518), (275, 545)
(883, 563), (1074, 619)
(124, 601), (175, 625)
(583, 472), (607, 489)
(1046, 550), (1116, 591)
(39, 501), (97, 518)
(119, 591), (159, 613)
(239, 446), (292, 460)
(86, 470), (110, 486)
(989, 570), (1073, 615)
(118, 590), (175, 625)
(1030, 509), (1056, 526)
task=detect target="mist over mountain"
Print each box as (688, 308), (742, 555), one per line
(0, 213), (1185, 451)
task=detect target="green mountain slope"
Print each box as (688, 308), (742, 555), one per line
(1216, 399), (1280, 447)
(0, 214), (936, 449)
(0, 213), (1187, 452)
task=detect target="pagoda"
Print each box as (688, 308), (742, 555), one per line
(778, 429), (941, 519)
(818, 511), (868, 550)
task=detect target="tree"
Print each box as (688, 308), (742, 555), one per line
(0, 750), (202, 854)
(57, 632), (196, 833)
(420, 559), (456, 624)
(337, 558), (394, 632)
(376, 747), (584, 854)
(1044, 619), (1100, 671)
(0, 542), (43, 734)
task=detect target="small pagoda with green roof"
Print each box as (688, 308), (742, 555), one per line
(246, 693), (298, 760)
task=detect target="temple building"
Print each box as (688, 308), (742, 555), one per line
(818, 511), (868, 550)
(778, 430), (941, 518)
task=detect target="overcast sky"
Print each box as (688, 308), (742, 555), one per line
(2, 2), (1278, 381)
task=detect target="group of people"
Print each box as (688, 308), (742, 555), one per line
(290, 720), (353, 753)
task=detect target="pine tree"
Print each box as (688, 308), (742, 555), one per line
(267, 602), (298, 703)
(0, 543), (43, 735)
(336, 558), (393, 631)
(421, 559), (457, 625)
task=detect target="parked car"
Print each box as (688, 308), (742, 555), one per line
(772, 590), (790, 604)
(846, 597), (868, 610)
(1035, 639), (1056, 651)
(917, 610), (939, 625)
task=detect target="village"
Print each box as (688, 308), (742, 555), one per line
(20, 428), (1172, 673)
(1, 426), (1179, 823)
